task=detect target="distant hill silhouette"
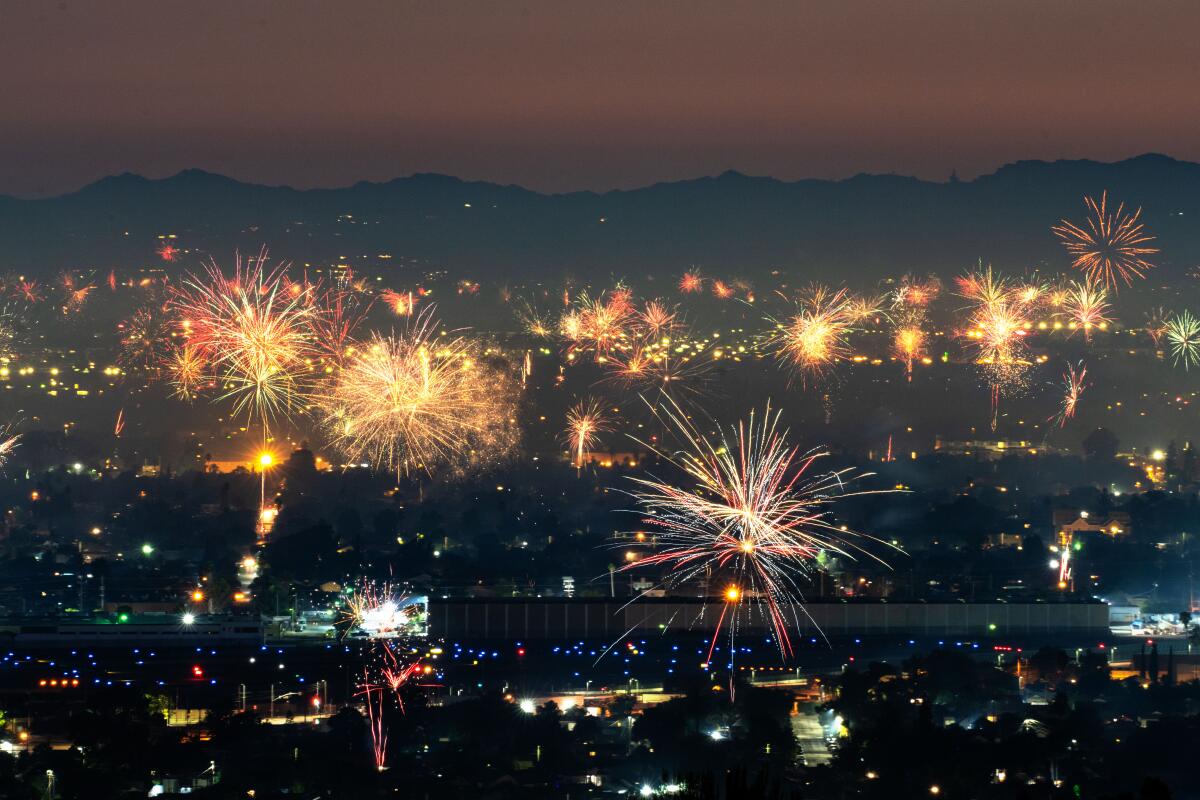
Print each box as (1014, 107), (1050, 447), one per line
(1, 154), (1197, 285)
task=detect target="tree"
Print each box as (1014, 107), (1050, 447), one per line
(1083, 428), (1119, 462)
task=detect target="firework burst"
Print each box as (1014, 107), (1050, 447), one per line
(1062, 279), (1113, 338)
(1053, 191), (1158, 289)
(563, 398), (611, 469)
(171, 250), (317, 432)
(769, 286), (856, 383)
(1166, 310), (1200, 370)
(621, 399), (893, 664)
(1050, 361), (1089, 428)
(320, 311), (519, 476)
(679, 271), (704, 294)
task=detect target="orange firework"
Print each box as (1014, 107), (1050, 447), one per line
(563, 398), (611, 469)
(637, 300), (678, 337)
(1063, 279), (1112, 338)
(568, 290), (633, 358)
(711, 279), (735, 300)
(380, 289), (415, 316)
(893, 326), (925, 381)
(1053, 191), (1158, 289)
(679, 271), (704, 294)
(157, 242), (179, 262)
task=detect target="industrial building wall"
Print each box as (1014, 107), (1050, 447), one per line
(429, 599), (1110, 639)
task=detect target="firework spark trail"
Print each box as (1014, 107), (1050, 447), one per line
(1053, 191), (1158, 289)
(620, 398), (895, 666)
(1050, 361), (1089, 428)
(320, 309), (519, 476)
(711, 279), (735, 300)
(0, 429), (20, 467)
(171, 250), (317, 436)
(1166, 310), (1200, 370)
(564, 398), (611, 469)
(358, 677), (389, 771)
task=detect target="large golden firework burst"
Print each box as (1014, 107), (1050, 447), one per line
(320, 311), (520, 476)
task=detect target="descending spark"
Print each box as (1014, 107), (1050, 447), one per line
(621, 399), (893, 663)
(564, 398), (610, 469)
(320, 311), (519, 476)
(1053, 191), (1158, 289)
(679, 271), (704, 294)
(114, 409), (125, 437)
(1166, 310), (1200, 370)
(1050, 361), (1089, 428)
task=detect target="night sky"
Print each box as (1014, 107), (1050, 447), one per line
(2, 0), (1198, 197)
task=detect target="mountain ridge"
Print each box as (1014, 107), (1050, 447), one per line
(1, 153), (1196, 285)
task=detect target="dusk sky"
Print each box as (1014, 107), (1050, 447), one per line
(3, 0), (1199, 197)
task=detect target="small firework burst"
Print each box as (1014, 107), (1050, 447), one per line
(711, 279), (735, 300)
(1166, 310), (1200, 370)
(1053, 191), (1158, 289)
(1050, 361), (1089, 428)
(637, 300), (678, 338)
(157, 242), (179, 262)
(1062, 279), (1113, 338)
(563, 398), (611, 469)
(679, 270), (704, 294)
